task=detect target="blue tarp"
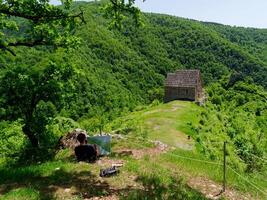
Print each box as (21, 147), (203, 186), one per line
(87, 135), (111, 156)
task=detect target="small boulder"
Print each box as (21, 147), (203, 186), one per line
(57, 128), (88, 149)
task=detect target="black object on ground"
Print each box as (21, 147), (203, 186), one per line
(100, 166), (120, 177)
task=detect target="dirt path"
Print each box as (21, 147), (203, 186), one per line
(188, 176), (253, 200)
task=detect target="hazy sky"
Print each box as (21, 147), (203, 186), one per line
(51, 0), (267, 28)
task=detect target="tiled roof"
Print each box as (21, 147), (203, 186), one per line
(165, 70), (200, 87)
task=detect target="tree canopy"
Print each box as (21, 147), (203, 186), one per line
(0, 62), (74, 147)
(0, 0), (86, 55)
(0, 0), (143, 55)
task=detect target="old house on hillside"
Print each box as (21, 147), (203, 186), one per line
(164, 70), (202, 102)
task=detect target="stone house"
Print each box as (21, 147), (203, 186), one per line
(164, 69), (202, 102)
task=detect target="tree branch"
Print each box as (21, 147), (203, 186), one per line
(0, 38), (64, 56)
(0, 7), (85, 23)
(8, 39), (45, 47)
(0, 2), (85, 56)
(0, 46), (16, 56)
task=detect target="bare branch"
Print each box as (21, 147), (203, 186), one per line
(8, 39), (46, 47)
(0, 7), (85, 23)
(0, 38), (65, 56)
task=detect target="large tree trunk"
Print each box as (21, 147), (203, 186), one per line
(22, 124), (39, 148)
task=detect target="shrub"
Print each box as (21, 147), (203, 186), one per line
(0, 120), (27, 164)
(235, 94), (246, 106)
(47, 116), (80, 142)
(211, 95), (222, 105)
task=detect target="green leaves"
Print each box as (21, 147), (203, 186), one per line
(32, 100), (57, 144)
(201, 81), (267, 172)
(61, 0), (73, 9)
(0, 0), (145, 55)
(0, 120), (26, 160)
(0, 59), (75, 147)
(0, 0), (83, 55)
(103, 0), (144, 29)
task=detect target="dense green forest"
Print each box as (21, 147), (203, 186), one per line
(0, 1), (266, 177)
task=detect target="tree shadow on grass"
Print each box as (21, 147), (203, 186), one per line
(0, 166), (208, 200)
(0, 167), (118, 200)
(122, 175), (208, 200)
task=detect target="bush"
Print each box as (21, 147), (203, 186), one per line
(235, 94), (246, 106)
(211, 95), (222, 105)
(32, 101), (57, 146)
(46, 116), (80, 144)
(0, 121), (27, 164)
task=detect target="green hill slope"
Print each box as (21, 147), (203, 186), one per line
(204, 22), (267, 63)
(108, 101), (200, 149)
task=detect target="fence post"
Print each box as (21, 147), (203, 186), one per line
(223, 141), (227, 192)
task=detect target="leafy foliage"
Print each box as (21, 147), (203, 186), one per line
(0, 61), (74, 147)
(0, 120), (26, 160)
(196, 79), (267, 172)
(0, 0), (85, 55)
(103, 0), (145, 29)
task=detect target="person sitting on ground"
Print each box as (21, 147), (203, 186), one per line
(75, 133), (99, 162)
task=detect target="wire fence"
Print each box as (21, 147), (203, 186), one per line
(228, 166), (267, 196)
(169, 153), (222, 166)
(234, 149), (267, 163)
(250, 154), (267, 163)
(170, 147), (267, 199)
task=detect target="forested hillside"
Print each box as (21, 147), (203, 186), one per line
(0, 1), (266, 178)
(204, 22), (267, 63)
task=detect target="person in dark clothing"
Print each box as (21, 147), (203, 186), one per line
(75, 133), (99, 162)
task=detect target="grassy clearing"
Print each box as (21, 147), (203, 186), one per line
(109, 101), (201, 149)
(142, 101), (200, 145)
(1, 149), (264, 199)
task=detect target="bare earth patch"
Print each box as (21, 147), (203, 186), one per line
(86, 194), (119, 200)
(96, 157), (124, 168)
(175, 141), (194, 151)
(188, 176), (253, 200)
(114, 141), (168, 160)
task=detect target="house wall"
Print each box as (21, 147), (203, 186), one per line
(196, 76), (203, 99)
(164, 86), (196, 102)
